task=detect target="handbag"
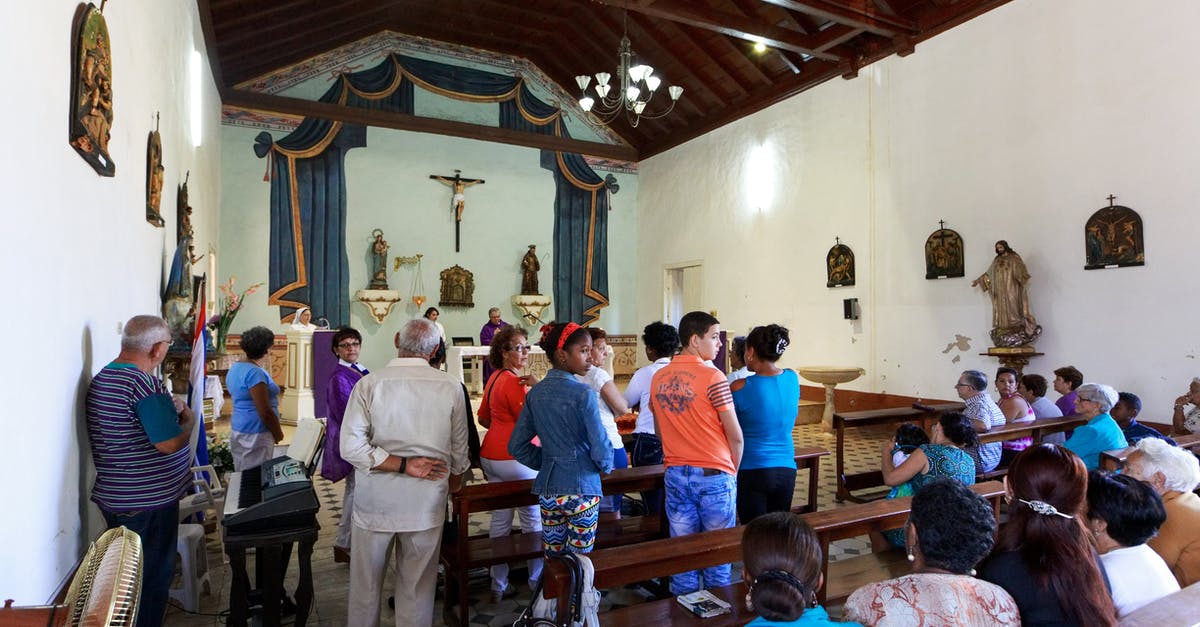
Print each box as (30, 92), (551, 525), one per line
(513, 553), (599, 627)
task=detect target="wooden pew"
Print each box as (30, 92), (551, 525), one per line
(543, 481), (1005, 626)
(1118, 581), (1200, 626)
(441, 448), (828, 626)
(833, 402), (963, 503)
(972, 413), (1090, 481)
(1100, 432), (1200, 472)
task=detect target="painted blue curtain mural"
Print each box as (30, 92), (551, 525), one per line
(256, 53), (612, 326)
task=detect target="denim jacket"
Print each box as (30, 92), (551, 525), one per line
(509, 368), (614, 496)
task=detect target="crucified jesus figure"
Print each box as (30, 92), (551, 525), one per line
(430, 169), (485, 252)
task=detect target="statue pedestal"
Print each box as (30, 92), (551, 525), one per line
(511, 294), (552, 325)
(280, 329), (315, 426)
(354, 289), (402, 323)
(979, 346), (1043, 375)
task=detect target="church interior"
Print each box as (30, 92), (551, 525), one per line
(5, 0), (1200, 624)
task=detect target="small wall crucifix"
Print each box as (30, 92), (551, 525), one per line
(429, 169), (485, 252)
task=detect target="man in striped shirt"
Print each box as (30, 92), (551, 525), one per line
(86, 315), (194, 627)
(650, 311), (744, 595)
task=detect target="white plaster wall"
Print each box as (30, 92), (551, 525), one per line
(0, 0), (222, 604)
(220, 124), (639, 371)
(639, 0), (1200, 414)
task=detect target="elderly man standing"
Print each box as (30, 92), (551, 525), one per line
(955, 369), (1006, 473)
(341, 318), (470, 627)
(86, 315), (194, 627)
(1124, 437), (1200, 587)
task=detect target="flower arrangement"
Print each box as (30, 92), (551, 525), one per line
(206, 432), (234, 478)
(207, 276), (263, 353)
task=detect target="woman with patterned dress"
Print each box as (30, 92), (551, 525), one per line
(845, 478), (1020, 626)
(875, 412), (977, 549)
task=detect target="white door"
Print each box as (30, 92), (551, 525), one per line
(664, 263), (703, 328)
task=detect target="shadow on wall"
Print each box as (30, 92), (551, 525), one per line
(73, 325), (98, 568)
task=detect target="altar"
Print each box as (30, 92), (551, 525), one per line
(447, 345), (548, 395)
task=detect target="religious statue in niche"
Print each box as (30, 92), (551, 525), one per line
(521, 244), (541, 295)
(369, 229), (390, 289)
(1084, 196), (1144, 270)
(69, 2), (115, 176)
(145, 115), (165, 227)
(826, 239), (855, 288)
(924, 221), (964, 279)
(972, 240), (1042, 347)
(439, 265), (475, 308)
(429, 169), (485, 252)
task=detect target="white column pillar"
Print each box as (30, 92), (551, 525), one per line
(280, 329), (315, 426)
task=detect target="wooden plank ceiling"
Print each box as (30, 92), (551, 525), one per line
(201, 0), (1011, 160)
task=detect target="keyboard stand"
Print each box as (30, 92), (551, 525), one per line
(224, 523), (319, 627)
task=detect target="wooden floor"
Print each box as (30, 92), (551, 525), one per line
(166, 405), (888, 625)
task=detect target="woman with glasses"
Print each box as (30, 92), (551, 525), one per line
(478, 325), (543, 602)
(1063, 383), (1128, 470)
(324, 327), (367, 563)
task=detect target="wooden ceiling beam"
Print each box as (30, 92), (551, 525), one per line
(674, 23), (773, 93)
(639, 18), (754, 102)
(218, 0), (385, 51)
(811, 25), (865, 53)
(221, 7), (392, 72)
(208, 0), (316, 28)
(225, 22), (389, 86)
(726, 0), (798, 79)
(757, 0), (915, 37)
(221, 89), (639, 161)
(196, 0), (226, 88)
(590, 0), (842, 61)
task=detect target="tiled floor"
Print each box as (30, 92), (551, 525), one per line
(166, 420), (889, 626)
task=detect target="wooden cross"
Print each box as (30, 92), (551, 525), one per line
(429, 169), (485, 252)
(835, 236), (841, 246)
(938, 219), (946, 230)
(1107, 194), (1117, 207)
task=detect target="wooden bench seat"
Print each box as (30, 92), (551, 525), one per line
(1118, 580), (1200, 626)
(441, 449), (829, 625)
(545, 481), (1005, 624)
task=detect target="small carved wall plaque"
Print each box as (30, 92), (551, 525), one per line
(925, 221), (965, 279)
(1085, 196), (1144, 270)
(826, 239), (855, 288)
(439, 265), (475, 308)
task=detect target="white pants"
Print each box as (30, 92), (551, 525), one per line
(336, 473), (355, 549)
(348, 524), (441, 627)
(480, 457), (543, 592)
(230, 430), (274, 471)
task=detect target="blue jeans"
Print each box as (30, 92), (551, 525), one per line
(664, 466), (736, 594)
(629, 433), (664, 514)
(102, 503), (179, 627)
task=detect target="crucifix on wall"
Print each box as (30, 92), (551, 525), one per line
(429, 169), (485, 252)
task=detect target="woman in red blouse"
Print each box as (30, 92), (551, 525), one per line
(478, 325), (542, 602)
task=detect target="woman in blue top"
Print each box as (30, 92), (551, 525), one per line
(731, 324), (801, 523)
(1063, 382), (1128, 469)
(742, 512), (862, 626)
(876, 411), (978, 549)
(226, 326), (283, 471)
(509, 322), (613, 556)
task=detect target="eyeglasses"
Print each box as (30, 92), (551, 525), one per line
(507, 345), (532, 353)
(954, 383), (971, 388)
(337, 341), (361, 348)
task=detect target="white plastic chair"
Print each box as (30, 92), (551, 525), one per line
(169, 523), (211, 612)
(178, 465), (226, 548)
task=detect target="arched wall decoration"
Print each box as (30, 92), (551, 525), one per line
(925, 223), (965, 279)
(1084, 199), (1144, 270)
(826, 240), (855, 288)
(255, 53), (611, 327)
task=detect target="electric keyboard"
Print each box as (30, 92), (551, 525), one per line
(223, 456), (320, 534)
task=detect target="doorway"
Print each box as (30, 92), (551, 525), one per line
(664, 262), (703, 328)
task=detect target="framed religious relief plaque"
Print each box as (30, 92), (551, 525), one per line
(145, 116), (165, 227)
(1084, 198), (1144, 270)
(439, 265), (475, 308)
(925, 222), (965, 279)
(69, 3), (115, 176)
(826, 240), (855, 288)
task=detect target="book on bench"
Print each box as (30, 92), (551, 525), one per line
(677, 590), (733, 618)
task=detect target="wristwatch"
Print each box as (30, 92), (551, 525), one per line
(398, 457), (408, 474)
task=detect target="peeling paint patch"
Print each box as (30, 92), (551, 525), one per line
(1187, 354), (1196, 359)
(880, 374), (887, 381)
(942, 334), (972, 354)
(952, 355), (961, 363)
(851, 337), (857, 343)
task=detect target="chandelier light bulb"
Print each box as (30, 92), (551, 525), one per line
(575, 75), (592, 90)
(596, 83), (611, 98)
(626, 85), (641, 101)
(634, 101), (647, 114)
(628, 64), (649, 82)
(645, 75), (661, 92)
(580, 96), (594, 112)
(595, 72), (611, 86)
(668, 85), (684, 100)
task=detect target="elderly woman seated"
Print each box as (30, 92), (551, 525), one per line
(1170, 376), (1200, 435)
(1062, 383), (1128, 469)
(844, 477), (1019, 626)
(1086, 471), (1180, 617)
(1122, 437), (1200, 587)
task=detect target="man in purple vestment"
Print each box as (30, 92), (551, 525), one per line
(325, 327), (368, 563)
(479, 307), (509, 384)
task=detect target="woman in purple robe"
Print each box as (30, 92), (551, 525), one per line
(324, 327), (368, 563)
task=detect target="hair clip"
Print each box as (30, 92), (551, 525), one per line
(776, 338), (789, 354)
(1018, 498), (1073, 519)
(754, 569), (805, 593)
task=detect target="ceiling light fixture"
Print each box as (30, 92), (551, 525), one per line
(574, 10), (682, 128)
(753, 41), (767, 54)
